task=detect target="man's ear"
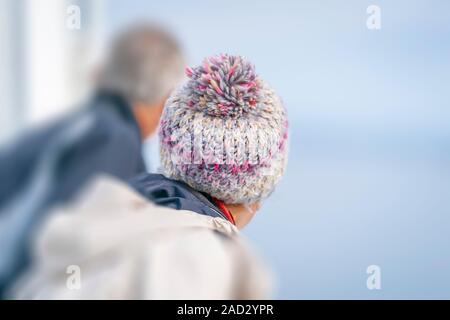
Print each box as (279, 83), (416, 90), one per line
(226, 202), (261, 230)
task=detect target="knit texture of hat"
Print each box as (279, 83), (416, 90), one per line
(159, 54), (289, 204)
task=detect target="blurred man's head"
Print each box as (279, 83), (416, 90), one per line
(98, 24), (185, 139)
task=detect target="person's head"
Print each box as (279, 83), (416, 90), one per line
(98, 24), (185, 139)
(159, 54), (289, 229)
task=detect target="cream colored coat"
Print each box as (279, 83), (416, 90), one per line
(11, 176), (272, 299)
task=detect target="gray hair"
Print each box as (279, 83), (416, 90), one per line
(98, 24), (185, 106)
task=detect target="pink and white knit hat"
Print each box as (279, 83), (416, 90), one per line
(159, 54), (289, 204)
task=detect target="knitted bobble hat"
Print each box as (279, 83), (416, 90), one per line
(159, 54), (289, 204)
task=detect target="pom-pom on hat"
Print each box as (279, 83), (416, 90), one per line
(159, 54), (289, 204)
(184, 55), (260, 118)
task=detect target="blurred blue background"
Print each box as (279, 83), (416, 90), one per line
(106, 0), (450, 299)
(1, 0), (449, 299)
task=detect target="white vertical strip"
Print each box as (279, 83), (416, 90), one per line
(65, 0), (106, 105)
(25, 0), (70, 125)
(0, 0), (12, 142)
(0, 0), (27, 144)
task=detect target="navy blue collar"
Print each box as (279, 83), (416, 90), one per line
(129, 173), (227, 221)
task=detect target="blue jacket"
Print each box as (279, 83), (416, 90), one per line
(0, 92), (145, 208)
